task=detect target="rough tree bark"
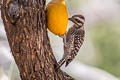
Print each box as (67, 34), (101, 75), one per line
(1, 0), (74, 80)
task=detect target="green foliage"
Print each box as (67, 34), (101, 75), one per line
(90, 21), (120, 77)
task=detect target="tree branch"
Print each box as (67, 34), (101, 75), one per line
(1, 0), (74, 80)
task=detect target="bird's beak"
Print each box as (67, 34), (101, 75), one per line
(68, 18), (76, 24)
(68, 18), (72, 21)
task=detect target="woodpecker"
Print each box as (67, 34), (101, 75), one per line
(46, 0), (68, 36)
(56, 14), (85, 70)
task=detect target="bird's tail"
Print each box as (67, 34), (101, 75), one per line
(65, 59), (72, 67)
(55, 58), (66, 71)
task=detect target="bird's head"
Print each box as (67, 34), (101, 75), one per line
(69, 14), (85, 27)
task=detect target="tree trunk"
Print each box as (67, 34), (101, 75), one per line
(1, 0), (74, 80)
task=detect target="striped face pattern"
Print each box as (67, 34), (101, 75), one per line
(69, 14), (85, 27)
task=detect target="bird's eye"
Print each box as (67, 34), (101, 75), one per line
(74, 18), (83, 24)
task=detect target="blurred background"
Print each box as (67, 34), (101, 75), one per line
(0, 0), (120, 80)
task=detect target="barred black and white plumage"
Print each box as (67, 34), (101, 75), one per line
(56, 14), (85, 70)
